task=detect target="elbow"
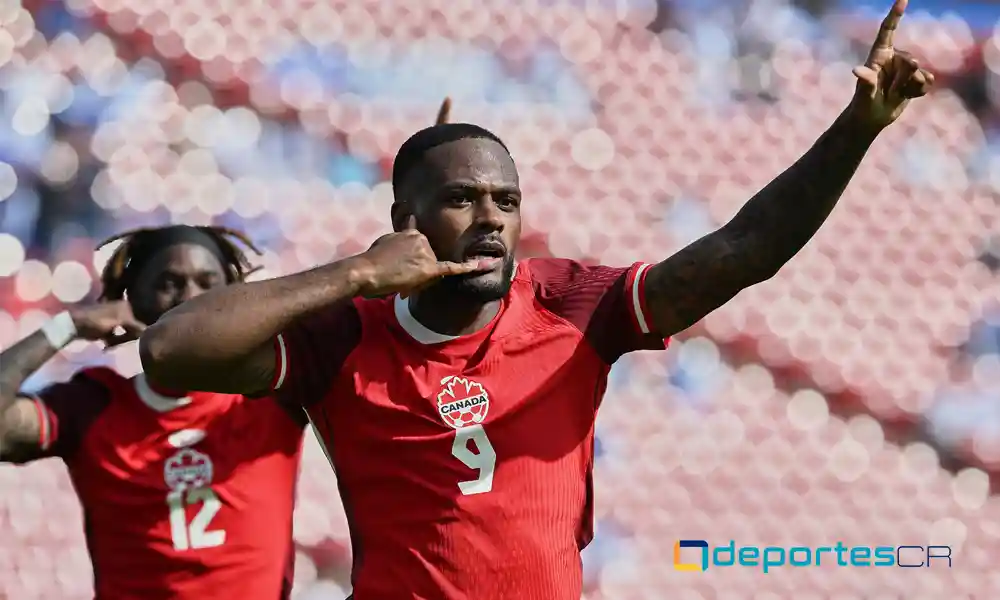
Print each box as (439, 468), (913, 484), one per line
(138, 324), (181, 388)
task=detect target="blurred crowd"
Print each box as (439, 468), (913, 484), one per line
(0, 0), (998, 597)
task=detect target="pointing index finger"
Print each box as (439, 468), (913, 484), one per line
(435, 97), (451, 125)
(404, 215), (417, 231)
(868, 0), (906, 63)
(437, 258), (501, 276)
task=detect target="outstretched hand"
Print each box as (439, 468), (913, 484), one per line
(357, 216), (500, 298)
(847, 0), (934, 130)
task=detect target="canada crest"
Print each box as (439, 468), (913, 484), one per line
(436, 376), (490, 429)
(164, 448), (214, 492)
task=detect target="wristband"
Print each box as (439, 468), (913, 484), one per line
(41, 311), (77, 349)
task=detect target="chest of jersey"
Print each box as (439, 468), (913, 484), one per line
(311, 301), (609, 527)
(68, 388), (301, 557)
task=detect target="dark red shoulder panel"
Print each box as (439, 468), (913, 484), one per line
(526, 258), (667, 364)
(25, 368), (113, 461)
(271, 299), (363, 409)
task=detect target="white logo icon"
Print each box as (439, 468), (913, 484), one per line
(167, 429), (205, 448)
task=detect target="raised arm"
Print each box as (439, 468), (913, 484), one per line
(0, 301), (144, 461)
(643, 0), (934, 337)
(139, 220), (499, 395)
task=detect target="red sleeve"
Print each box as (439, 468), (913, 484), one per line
(19, 373), (110, 462)
(270, 300), (363, 410)
(528, 258), (668, 364)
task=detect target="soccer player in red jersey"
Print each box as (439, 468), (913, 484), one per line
(141, 4), (932, 598)
(0, 225), (307, 600)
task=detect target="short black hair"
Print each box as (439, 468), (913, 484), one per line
(95, 225), (262, 302)
(391, 123), (510, 193)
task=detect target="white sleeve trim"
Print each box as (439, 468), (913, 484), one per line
(631, 263), (652, 334)
(273, 334), (289, 390)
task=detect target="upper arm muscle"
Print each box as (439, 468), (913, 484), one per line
(0, 397), (42, 462)
(140, 337), (277, 396)
(644, 227), (772, 337)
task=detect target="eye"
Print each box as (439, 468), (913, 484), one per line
(496, 194), (519, 209)
(157, 276), (180, 292)
(446, 193), (471, 206)
(199, 274), (223, 289)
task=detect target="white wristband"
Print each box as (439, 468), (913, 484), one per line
(41, 311), (77, 349)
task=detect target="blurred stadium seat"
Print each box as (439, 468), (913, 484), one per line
(0, 0), (998, 597)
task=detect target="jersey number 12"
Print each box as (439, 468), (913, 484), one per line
(166, 488), (226, 551)
(451, 424), (497, 495)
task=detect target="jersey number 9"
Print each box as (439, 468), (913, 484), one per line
(451, 424), (496, 495)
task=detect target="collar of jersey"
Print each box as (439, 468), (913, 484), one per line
(135, 373), (193, 412)
(394, 262), (518, 346)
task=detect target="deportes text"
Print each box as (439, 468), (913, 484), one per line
(674, 540), (952, 573)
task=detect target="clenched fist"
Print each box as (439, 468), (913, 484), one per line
(353, 216), (499, 298)
(69, 301), (147, 347)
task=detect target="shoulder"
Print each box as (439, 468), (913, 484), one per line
(296, 298), (365, 332)
(274, 298), (369, 403)
(35, 367), (116, 403)
(520, 257), (634, 297)
(25, 367), (116, 458)
(279, 298), (365, 353)
(77, 366), (126, 387)
(517, 258), (659, 359)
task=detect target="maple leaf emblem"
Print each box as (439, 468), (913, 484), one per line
(436, 376), (490, 429)
(164, 448), (214, 491)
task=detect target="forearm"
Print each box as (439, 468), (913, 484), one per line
(645, 110), (880, 336)
(0, 331), (59, 415)
(725, 110), (878, 280)
(140, 256), (367, 387)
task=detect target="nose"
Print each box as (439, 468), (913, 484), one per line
(473, 195), (505, 233)
(179, 280), (207, 303)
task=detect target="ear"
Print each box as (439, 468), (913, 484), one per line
(390, 202), (410, 233)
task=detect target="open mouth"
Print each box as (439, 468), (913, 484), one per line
(464, 240), (506, 261)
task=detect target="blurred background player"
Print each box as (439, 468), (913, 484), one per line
(0, 99), (450, 600)
(137, 2), (932, 598)
(0, 224), (309, 600)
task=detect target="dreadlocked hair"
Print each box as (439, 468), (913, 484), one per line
(95, 226), (263, 302)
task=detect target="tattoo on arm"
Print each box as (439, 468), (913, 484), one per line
(0, 330), (59, 456)
(645, 111), (878, 336)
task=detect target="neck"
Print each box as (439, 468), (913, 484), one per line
(408, 287), (501, 337)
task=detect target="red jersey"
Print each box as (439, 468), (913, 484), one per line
(17, 367), (305, 599)
(272, 258), (666, 599)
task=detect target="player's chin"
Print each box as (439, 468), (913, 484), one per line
(444, 271), (511, 302)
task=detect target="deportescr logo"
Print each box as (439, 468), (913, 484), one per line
(437, 376), (490, 429)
